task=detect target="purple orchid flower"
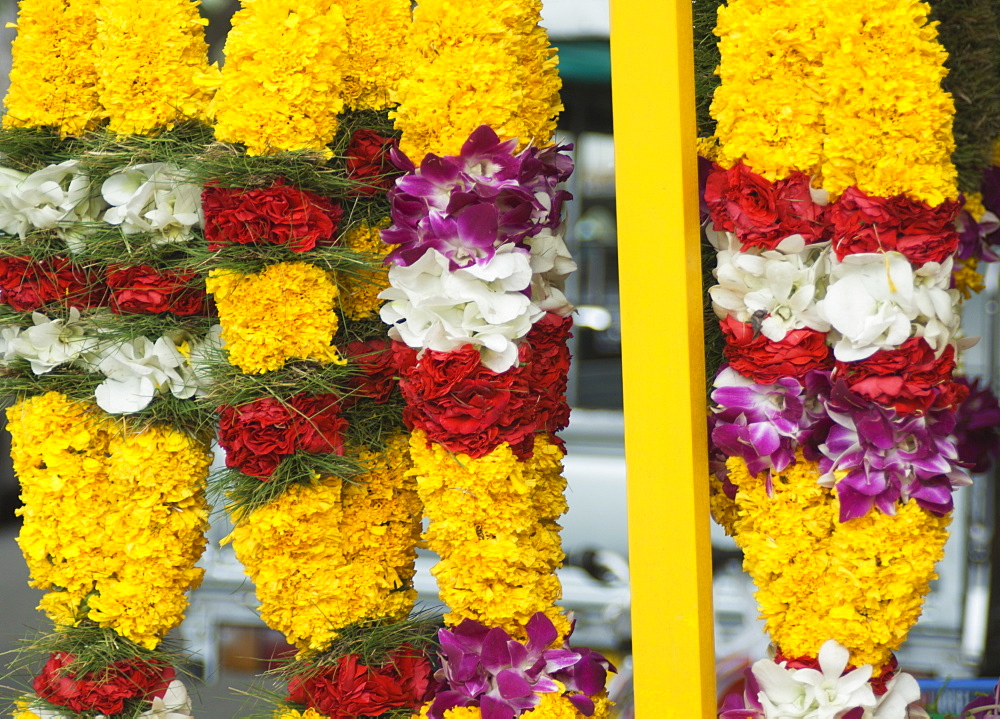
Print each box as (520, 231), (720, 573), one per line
(819, 381), (970, 521)
(383, 126), (574, 270)
(952, 377), (1000, 474)
(962, 679), (1000, 718)
(719, 667), (765, 719)
(429, 613), (614, 719)
(710, 366), (811, 474)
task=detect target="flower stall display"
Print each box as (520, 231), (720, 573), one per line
(705, 0), (978, 716)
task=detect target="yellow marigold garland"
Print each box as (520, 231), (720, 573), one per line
(726, 454), (950, 669)
(94, 0), (219, 135)
(213, 0), (348, 155)
(712, 0), (956, 204)
(3, 0), (102, 135)
(10, 392), (211, 649)
(333, 0), (411, 111)
(207, 261), (345, 374)
(410, 430), (568, 639)
(338, 220), (391, 321)
(229, 436), (422, 651)
(391, 0), (561, 161)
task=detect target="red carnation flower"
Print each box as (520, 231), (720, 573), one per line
(0, 255), (100, 311)
(107, 264), (204, 315)
(218, 393), (347, 478)
(33, 653), (173, 716)
(399, 344), (538, 459)
(704, 162), (826, 250)
(286, 647), (433, 718)
(346, 129), (399, 196)
(834, 338), (967, 414)
(342, 338), (398, 405)
(524, 312), (573, 435)
(830, 187), (960, 264)
(202, 179), (344, 253)
(720, 315), (833, 385)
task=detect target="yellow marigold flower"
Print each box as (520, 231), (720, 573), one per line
(411, 692), (611, 718)
(953, 257), (986, 299)
(712, 0), (957, 204)
(3, 0), (102, 135)
(965, 192), (987, 222)
(213, 0), (347, 155)
(726, 454), (950, 669)
(333, 0), (410, 111)
(275, 710), (326, 719)
(207, 262), (345, 374)
(410, 431), (567, 636)
(9, 393), (211, 649)
(94, 0), (219, 135)
(231, 436), (421, 651)
(696, 136), (720, 162)
(392, 0), (561, 161)
(338, 220), (391, 321)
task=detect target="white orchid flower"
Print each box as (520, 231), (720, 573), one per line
(752, 640), (877, 719)
(910, 259), (961, 355)
(710, 235), (831, 341)
(94, 335), (198, 414)
(816, 251), (917, 361)
(873, 672), (921, 719)
(140, 679), (193, 719)
(187, 324), (223, 393)
(380, 246), (543, 372)
(526, 227), (577, 317)
(10, 308), (100, 375)
(102, 163), (203, 243)
(0, 161), (102, 241)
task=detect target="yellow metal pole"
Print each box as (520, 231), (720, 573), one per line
(608, 0), (716, 716)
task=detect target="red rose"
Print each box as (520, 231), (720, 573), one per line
(346, 129), (399, 196)
(218, 393), (347, 478)
(0, 255), (99, 311)
(203, 179), (343, 252)
(399, 344), (537, 458)
(342, 338), (399, 405)
(704, 162), (826, 250)
(106, 264), (204, 315)
(834, 338), (967, 414)
(286, 647), (433, 718)
(33, 653), (173, 716)
(720, 316), (832, 384)
(831, 187), (960, 264)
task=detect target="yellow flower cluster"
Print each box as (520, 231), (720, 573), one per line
(338, 220), (391, 321)
(412, 693), (612, 719)
(213, 0), (347, 155)
(207, 262), (345, 374)
(392, 0), (562, 161)
(725, 455), (950, 669)
(953, 257), (986, 299)
(230, 436), (422, 651)
(94, 0), (219, 135)
(276, 710), (326, 719)
(10, 392), (211, 649)
(712, 0), (957, 205)
(410, 430), (568, 638)
(333, 0), (411, 111)
(3, 0), (102, 136)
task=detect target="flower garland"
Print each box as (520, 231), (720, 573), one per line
(390, 0), (562, 162)
(3, 0), (101, 135)
(708, 1), (968, 716)
(94, 0), (219, 136)
(229, 435), (421, 651)
(211, 0), (348, 155)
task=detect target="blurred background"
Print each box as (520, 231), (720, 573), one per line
(0, 0), (997, 716)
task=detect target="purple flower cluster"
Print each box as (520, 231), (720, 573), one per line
(952, 376), (1000, 474)
(383, 125), (573, 269)
(428, 613), (614, 719)
(819, 381), (968, 521)
(710, 366), (970, 521)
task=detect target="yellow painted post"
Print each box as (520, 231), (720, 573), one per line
(609, 0), (716, 716)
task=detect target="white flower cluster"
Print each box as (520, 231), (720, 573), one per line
(708, 230), (965, 361)
(22, 679), (194, 719)
(379, 234), (576, 373)
(0, 160), (203, 251)
(0, 312), (221, 414)
(752, 640), (921, 719)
